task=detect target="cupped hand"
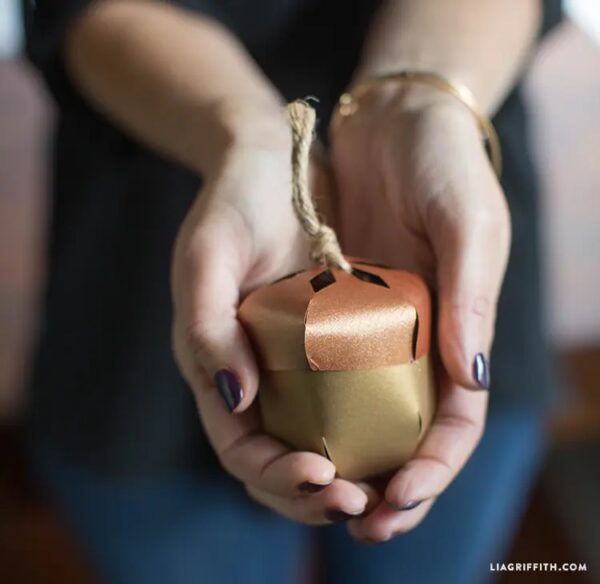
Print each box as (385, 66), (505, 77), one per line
(172, 118), (375, 525)
(329, 84), (511, 541)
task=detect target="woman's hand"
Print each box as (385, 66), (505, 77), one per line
(329, 84), (511, 541)
(172, 114), (374, 524)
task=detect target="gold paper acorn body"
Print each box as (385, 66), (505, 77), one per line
(238, 260), (436, 480)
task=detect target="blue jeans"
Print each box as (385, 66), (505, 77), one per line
(30, 407), (544, 584)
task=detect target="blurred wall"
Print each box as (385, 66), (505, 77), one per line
(0, 0), (23, 57)
(527, 11), (600, 347)
(0, 58), (51, 418)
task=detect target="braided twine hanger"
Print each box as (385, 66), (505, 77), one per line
(286, 100), (352, 273)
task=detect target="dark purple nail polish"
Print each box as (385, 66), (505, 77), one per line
(399, 500), (422, 511)
(214, 369), (244, 412)
(299, 481), (329, 493)
(473, 353), (490, 389)
(325, 509), (357, 522)
(387, 499), (423, 511)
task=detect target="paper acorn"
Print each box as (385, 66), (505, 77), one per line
(237, 101), (436, 480)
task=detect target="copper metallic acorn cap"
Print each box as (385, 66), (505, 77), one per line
(238, 260), (431, 372)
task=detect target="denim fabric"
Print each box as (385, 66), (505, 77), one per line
(30, 406), (544, 584)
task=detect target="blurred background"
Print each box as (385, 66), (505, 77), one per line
(1, 1), (599, 582)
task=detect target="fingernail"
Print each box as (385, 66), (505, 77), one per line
(299, 481), (329, 493)
(399, 500), (422, 511)
(472, 353), (490, 389)
(388, 499), (423, 511)
(214, 369), (244, 412)
(325, 509), (360, 522)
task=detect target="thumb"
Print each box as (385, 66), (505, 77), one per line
(173, 220), (259, 414)
(430, 191), (511, 391)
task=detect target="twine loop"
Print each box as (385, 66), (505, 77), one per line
(286, 100), (351, 273)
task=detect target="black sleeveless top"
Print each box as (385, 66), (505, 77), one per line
(23, 0), (562, 475)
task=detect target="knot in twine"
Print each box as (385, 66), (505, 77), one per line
(286, 100), (352, 273)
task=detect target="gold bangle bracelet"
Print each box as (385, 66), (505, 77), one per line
(333, 70), (503, 178)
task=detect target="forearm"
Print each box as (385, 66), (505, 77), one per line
(66, 0), (287, 176)
(356, 0), (542, 115)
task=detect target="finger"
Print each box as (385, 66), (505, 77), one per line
(427, 157), (511, 390)
(347, 498), (436, 543)
(183, 345), (338, 497)
(384, 372), (488, 509)
(173, 201), (258, 413)
(173, 204), (342, 497)
(221, 435), (337, 496)
(246, 478), (371, 526)
(179, 294), (337, 496)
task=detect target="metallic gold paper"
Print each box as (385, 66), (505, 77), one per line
(238, 260), (436, 480)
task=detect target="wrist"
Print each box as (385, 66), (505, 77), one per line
(331, 80), (476, 138)
(383, 81), (474, 120)
(199, 96), (290, 177)
(329, 73), (501, 175)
